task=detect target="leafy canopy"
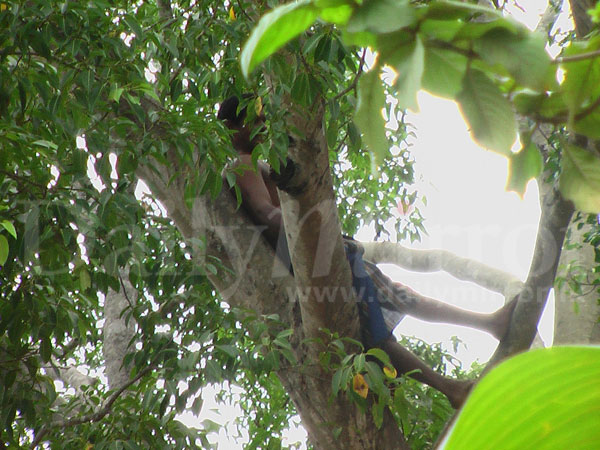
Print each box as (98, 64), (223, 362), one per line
(241, 0), (600, 213)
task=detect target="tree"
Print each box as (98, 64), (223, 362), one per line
(0, 0), (599, 448)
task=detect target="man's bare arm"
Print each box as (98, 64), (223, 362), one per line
(234, 155), (283, 245)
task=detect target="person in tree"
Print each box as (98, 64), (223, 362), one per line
(218, 95), (515, 408)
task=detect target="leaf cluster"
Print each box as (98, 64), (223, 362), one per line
(321, 333), (472, 447)
(242, 0), (600, 213)
(0, 0), (288, 445)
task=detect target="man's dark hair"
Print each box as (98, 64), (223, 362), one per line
(218, 95), (254, 125)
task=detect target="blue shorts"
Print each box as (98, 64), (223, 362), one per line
(345, 241), (391, 346)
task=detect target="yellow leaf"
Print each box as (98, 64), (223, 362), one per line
(0, 4), (7, 11)
(229, 6), (236, 21)
(255, 97), (263, 116)
(383, 366), (397, 378)
(353, 373), (369, 398)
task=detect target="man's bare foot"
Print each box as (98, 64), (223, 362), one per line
(488, 297), (518, 340)
(446, 379), (476, 409)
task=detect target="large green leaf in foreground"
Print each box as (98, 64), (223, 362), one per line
(241, 0), (317, 78)
(456, 69), (517, 155)
(442, 346), (600, 449)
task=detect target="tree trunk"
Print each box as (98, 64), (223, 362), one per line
(103, 274), (137, 389)
(554, 221), (600, 344)
(137, 162), (408, 449)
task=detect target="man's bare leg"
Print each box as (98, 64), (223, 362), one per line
(397, 287), (517, 340)
(379, 336), (473, 409)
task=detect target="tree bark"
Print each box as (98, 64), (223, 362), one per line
(551, 0), (600, 346)
(569, 0), (596, 38)
(361, 241), (523, 298)
(138, 156), (408, 449)
(554, 221), (600, 344)
(489, 188), (574, 366)
(103, 273), (137, 389)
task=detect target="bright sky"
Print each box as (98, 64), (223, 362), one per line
(377, 92), (548, 367)
(375, 0), (574, 367)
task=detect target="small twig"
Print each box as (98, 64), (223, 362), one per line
(118, 272), (135, 310)
(334, 48), (367, 101)
(30, 364), (155, 448)
(529, 93), (600, 126)
(169, 63), (185, 85)
(575, 95), (600, 121)
(0, 170), (48, 195)
(512, 1), (526, 13)
(235, 0), (253, 22)
(554, 49), (600, 64)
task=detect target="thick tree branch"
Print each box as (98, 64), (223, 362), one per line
(361, 241), (524, 299)
(489, 187), (574, 366)
(569, 0), (596, 38)
(138, 160), (406, 449)
(537, 0), (563, 35)
(132, 55), (403, 446)
(554, 221), (600, 344)
(275, 101), (362, 343)
(103, 271), (137, 389)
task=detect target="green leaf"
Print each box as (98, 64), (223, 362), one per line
(216, 344), (239, 359)
(559, 144), (600, 213)
(355, 67), (388, 166)
(109, 84), (124, 103)
(419, 19), (464, 42)
(1, 220), (17, 239)
(371, 397), (385, 429)
(0, 235), (8, 265)
(347, 0), (416, 34)
(354, 353), (366, 372)
(315, 0), (353, 25)
(291, 72), (310, 106)
(170, 78), (182, 102)
(422, 47), (467, 99)
(366, 348), (391, 367)
(17, 81), (26, 114)
(474, 29), (551, 90)
(104, 251), (117, 276)
(388, 35), (424, 111)
(512, 90), (544, 115)
(456, 69), (516, 155)
(506, 142), (542, 197)
(453, 17), (521, 40)
(123, 15), (144, 39)
(538, 92), (568, 119)
(364, 361), (386, 397)
(40, 337), (52, 363)
(79, 268), (92, 292)
(326, 119), (338, 149)
(240, 0), (318, 78)
(424, 0), (504, 21)
(347, 122), (361, 152)
(561, 38), (600, 117)
(443, 347), (600, 450)
(33, 140), (58, 150)
(331, 368), (344, 397)
(191, 395), (204, 416)
(341, 30), (377, 48)
(574, 109), (600, 140)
